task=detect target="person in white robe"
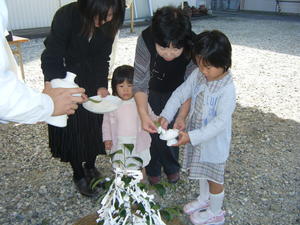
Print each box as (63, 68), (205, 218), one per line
(0, 0), (85, 124)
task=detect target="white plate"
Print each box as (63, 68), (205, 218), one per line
(83, 95), (122, 114)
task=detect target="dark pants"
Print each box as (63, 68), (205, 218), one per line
(146, 90), (180, 176)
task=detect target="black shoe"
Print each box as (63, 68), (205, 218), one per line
(167, 172), (180, 184)
(148, 176), (161, 185)
(83, 167), (102, 184)
(73, 177), (97, 197)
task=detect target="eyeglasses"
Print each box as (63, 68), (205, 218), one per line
(150, 54), (166, 81)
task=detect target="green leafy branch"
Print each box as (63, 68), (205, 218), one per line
(108, 144), (143, 169)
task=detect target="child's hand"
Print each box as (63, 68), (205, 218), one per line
(97, 87), (110, 97)
(173, 131), (190, 146)
(158, 117), (169, 130)
(173, 116), (186, 131)
(104, 140), (112, 150)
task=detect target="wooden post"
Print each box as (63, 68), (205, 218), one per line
(130, 1), (135, 33)
(8, 36), (29, 82)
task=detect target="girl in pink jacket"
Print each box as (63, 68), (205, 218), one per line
(102, 65), (157, 180)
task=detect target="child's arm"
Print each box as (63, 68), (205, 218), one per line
(104, 140), (112, 151)
(160, 69), (198, 124)
(188, 85), (236, 146)
(174, 98), (191, 131)
(102, 112), (112, 147)
(102, 113), (113, 153)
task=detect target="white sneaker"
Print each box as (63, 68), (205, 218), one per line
(190, 209), (225, 225)
(183, 199), (209, 215)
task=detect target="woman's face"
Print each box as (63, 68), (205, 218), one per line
(94, 8), (113, 27)
(155, 43), (183, 61)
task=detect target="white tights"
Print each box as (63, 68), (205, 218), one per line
(197, 179), (209, 202)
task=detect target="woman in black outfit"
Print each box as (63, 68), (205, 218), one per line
(133, 6), (197, 185)
(41, 0), (125, 196)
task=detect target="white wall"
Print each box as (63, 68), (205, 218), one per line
(133, 0), (151, 18)
(151, 0), (183, 11)
(7, 0), (299, 30)
(277, 1), (300, 13)
(6, 0), (60, 30)
(6, 0), (151, 30)
(59, 0), (75, 7)
(243, 0), (276, 12)
(242, 0), (300, 13)
(188, 0), (206, 7)
(6, 0), (76, 30)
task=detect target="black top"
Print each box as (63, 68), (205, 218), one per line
(41, 2), (114, 96)
(141, 26), (190, 93)
(40, 2), (115, 162)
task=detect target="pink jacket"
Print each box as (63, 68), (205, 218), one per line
(102, 98), (157, 152)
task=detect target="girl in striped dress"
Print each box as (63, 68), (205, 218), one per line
(160, 30), (236, 225)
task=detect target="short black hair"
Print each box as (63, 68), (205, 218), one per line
(151, 6), (193, 56)
(111, 65), (134, 96)
(78, 0), (125, 37)
(192, 30), (232, 71)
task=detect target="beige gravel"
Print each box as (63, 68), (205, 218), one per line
(0, 12), (299, 225)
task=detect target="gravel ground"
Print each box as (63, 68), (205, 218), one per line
(0, 12), (299, 225)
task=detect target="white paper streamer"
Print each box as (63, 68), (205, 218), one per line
(97, 168), (166, 225)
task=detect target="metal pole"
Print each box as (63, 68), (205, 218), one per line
(148, 0), (153, 16)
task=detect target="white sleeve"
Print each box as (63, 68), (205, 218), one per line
(160, 69), (198, 122)
(0, 7), (54, 124)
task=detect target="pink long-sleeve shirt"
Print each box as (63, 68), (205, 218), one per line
(102, 98), (157, 153)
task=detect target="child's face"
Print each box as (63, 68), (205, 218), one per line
(116, 80), (133, 100)
(196, 56), (226, 82)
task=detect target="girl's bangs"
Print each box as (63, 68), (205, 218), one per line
(200, 57), (211, 67)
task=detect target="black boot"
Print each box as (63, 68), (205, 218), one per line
(83, 166), (102, 184)
(73, 177), (97, 197)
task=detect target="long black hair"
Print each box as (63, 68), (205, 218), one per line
(111, 65), (134, 96)
(78, 0), (125, 37)
(151, 6), (193, 58)
(192, 30), (232, 71)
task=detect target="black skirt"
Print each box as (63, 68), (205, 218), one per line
(48, 104), (105, 163)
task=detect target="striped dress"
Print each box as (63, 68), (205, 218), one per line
(182, 73), (233, 184)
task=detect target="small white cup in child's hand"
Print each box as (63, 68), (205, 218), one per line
(166, 138), (178, 146)
(158, 127), (179, 146)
